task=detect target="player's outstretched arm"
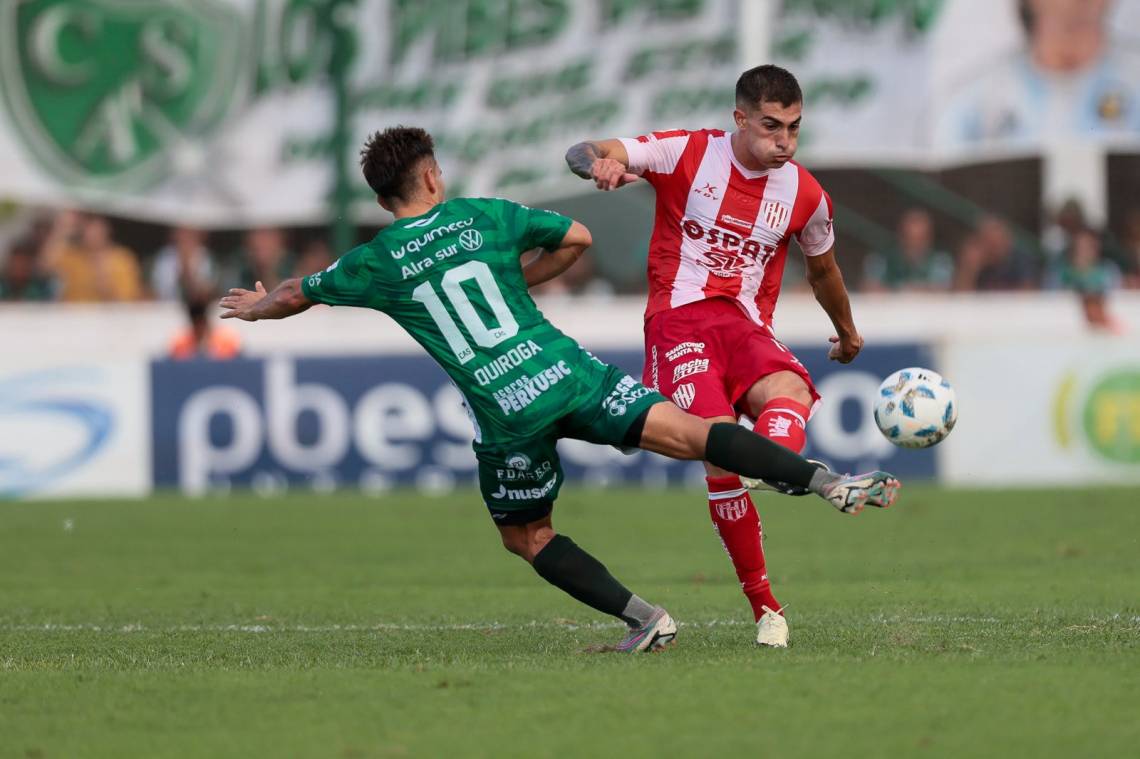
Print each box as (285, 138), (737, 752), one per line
(523, 221), (593, 288)
(564, 139), (639, 191)
(219, 278), (312, 322)
(805, 250), (863, 363)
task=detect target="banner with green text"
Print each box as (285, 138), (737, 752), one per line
(0, 0), (741, 226)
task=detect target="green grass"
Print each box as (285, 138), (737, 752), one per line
(1, 486), (1138, 758)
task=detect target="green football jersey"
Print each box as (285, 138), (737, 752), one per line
(301, 197), (598, 443)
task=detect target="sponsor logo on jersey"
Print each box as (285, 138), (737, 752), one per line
(492, 361), (573, 415)
(714, 496), (750, 521)
(694, 183), (719, 199)
(720, 214), (755, 234)
(496, 458), (552, 482)
(392, 217), (474, 259)
(490, 475), (558, 501)
(473, 339), (543, 386)
(456, 229), (483, 253)
(602, 375), (652, 417)
(458, 228), (483, 252)
(665, 342), (705, 362)
(672, 358), (709, 383)
(672, 382), (696, 410)
(681, 218), (778, 272)
(703, 250), (751, 278)
(650, 345), (659, 390)
(762, 201), (790, 230)
(506, 452), (531, 470)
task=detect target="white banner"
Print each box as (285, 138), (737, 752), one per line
(771, 0), (1140, 165)
(0, 0), (740, 226)
(0, 360), (151, 498)
(942, 337), (1140, 486)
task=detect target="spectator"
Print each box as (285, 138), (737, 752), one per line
(0, 239), (55, 301)
(1120, 208), (1140, 289)
(862, 209), (954, 292)
(231, 227), (293, 291)
(292, 237), (333, 279)
(971, 216), (1038, 291)
(1055, 228), (1122, 330)
(952, 233), (987, 292)
(43, 211), (143, 302)
(151, 226), (218, 302)
(168, 298), (242, 360)
(1042, 198), (1086, 271)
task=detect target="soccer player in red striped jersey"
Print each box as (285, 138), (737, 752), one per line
(565, 65), (864, 648)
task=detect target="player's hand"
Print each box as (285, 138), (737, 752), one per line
(827, 333), (863, 363)
(219, 281), (267, 321)
(591, 158), (638, 191)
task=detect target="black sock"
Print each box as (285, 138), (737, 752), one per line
(532, 535), (637, 625)
(705, 422), (820, 487)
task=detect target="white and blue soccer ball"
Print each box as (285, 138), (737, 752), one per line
(873, 367), (957, 448)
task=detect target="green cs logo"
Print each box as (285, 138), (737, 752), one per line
(0, 0), (243, 190)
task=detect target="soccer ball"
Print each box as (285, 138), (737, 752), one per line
(873, 367), (957, 448)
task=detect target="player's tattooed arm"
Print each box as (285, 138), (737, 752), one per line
(565, 139), (638, 190)
(805, 250), (863, 363)
(564, 141), (602, 179)
(220, 278), (312, 322)
(523, 221), (593, 288)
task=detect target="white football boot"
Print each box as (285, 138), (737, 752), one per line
(756, 605), (789, 648)
(820, 471), (901, 515)
(614, 607), (677, 653)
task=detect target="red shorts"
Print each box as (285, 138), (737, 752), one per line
(642, 298), (819, 420)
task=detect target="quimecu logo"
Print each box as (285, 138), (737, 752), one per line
(1054, 368), (1140, 464)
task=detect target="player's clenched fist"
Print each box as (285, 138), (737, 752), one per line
(827, 333), (864, 363)
(591, 158), (639, 191)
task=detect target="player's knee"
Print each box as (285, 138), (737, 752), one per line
(750, 371), (811, 411)
(500, 531), (528, 558)
(500, 524), (556, 563)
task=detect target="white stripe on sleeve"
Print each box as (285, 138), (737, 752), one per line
(795, 194), (835, 256)
(619, 133), (690, 175)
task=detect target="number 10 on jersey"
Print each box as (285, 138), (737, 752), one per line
(410, 261), (520, 364)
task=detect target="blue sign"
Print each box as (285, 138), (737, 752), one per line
(151, 344), (936, 494)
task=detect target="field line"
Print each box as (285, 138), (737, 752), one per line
(1, 614), (1137, 634)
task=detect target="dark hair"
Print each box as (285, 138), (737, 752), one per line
(359, 126), (436, 202)
(1018, 0), (1034, 32)
(735, 65), (802, 109)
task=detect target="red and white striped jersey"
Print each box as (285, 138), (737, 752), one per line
(619, 128), (834, 328)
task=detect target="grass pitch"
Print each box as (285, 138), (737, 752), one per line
(1, 485), (1138, 758)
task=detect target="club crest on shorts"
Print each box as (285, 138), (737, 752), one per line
(671, 382), (696, 410)
(506, 453), (532, 470)
(762, 200), (790, 230)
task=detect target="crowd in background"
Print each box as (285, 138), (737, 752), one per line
(3, 202), (1140, 333)
(0, 210), (334, 304)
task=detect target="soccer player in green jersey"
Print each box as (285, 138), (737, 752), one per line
(220, 126), (900, 652)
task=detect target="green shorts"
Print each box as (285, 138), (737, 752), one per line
(476, 364), (666, 524)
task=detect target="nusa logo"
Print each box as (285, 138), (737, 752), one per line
(490, 476), (557, 501)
